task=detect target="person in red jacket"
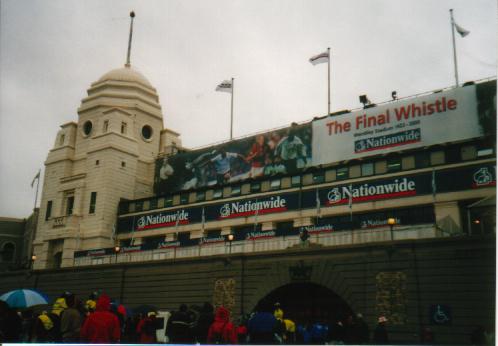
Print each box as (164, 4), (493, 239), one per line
(207, 306), (237, 344)
(136, 312), (157, 344)
(80, 294), (120, 343)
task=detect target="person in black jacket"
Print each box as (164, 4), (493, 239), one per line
(355, 313), (370, 344)
(0, 301), (22, 342)
(193, 302), (214, 344)
(373, 316), (389, 344)
(167, 304), (193, 343)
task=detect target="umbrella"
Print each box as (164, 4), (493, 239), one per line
(0, 289), (49, 309)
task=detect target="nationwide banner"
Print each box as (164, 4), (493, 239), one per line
(312, 84), (486, 165)
(117, 163), (495, 233)
(77, 205), (435, 258)
(154, 123), (312, 194)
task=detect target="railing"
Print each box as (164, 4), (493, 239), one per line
(74, 224), (441, 267)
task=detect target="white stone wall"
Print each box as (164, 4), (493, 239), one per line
(34, 66), (168, 269)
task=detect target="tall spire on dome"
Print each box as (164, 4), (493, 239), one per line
(125, 11), (135, 67)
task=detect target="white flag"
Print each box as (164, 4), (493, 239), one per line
(31, 170), (40, 188)
(216, 80), (233, 93)
(309, 51), (329, 65)
(201, 207), (206, 232)
(454, 22), (470, 37)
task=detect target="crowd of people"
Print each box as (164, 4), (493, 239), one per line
(0, 291), (396, 344)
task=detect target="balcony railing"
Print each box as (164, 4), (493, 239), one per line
(74, 224), (441, 267)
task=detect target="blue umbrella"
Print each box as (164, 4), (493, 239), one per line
(0, 289), (49, 308)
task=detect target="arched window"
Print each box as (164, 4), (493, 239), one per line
(2, 242), (15, 262)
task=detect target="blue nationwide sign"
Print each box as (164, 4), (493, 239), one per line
(117, 163), (495, 235)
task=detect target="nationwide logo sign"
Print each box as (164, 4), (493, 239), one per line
(122, 245), (141, 253)
(326, 178), (416, 205)
(354, 129), (421, 153)
(360, 217), (401, 229)
(219, 196), (287, 219)
(158, 241), (181, 249)
(301, 224), (334, 234)
(88, 249), (107, 257)
(136, 209), (189, 231)
(472, 167), (496, 188)
(245, 230), (276, 240)
(199, 236), (225, 246)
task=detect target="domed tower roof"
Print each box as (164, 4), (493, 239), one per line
(96, 64), (153, 89)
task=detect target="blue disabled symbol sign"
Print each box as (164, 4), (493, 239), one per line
(430, 304), (451, 325)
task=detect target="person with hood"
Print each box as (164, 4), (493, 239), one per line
(47, 296), (68, 342)
(207, 306), (237, 344)
(247, 299), (278, 344)
(166, 304), (193, 343)
(80, 294), (120, 343)
(85, 292), (98, 314)
(193, 302), (214, 344)
(60, 293), (82, 342)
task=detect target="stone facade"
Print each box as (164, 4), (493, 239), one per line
(33, 65), (181, 269)
(0, 210), (38, 271)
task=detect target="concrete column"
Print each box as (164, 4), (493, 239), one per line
(61, 238), (77, 268)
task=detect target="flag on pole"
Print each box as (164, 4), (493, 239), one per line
(201, 207), (206, 232)
(216, 80), (233, 93)
(31, 170), (40, 188)
(454, 22), (470, 37)
(309, 51), (329, 65)
(315, 189), (321, 218)
(110, 223), (116, 243)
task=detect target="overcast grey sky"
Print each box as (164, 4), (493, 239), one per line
(0, 0), (496, 218)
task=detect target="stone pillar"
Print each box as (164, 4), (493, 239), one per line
(61, 238), (77, 268)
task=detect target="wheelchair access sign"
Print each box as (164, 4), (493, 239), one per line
(430, 304), (452, 325)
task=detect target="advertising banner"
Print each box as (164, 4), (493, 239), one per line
(117, 164), (495, 234)
(312, 85), (483, 165)
(154, 123), (312, 194)
(78, 205), (435, 258)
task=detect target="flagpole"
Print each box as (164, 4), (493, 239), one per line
(230, 77), (234, 140)
(327, 47), (331, 114)
(33, 169), (40, 211)
(126, 11), (135, 67)
(450, 9), (459, 87)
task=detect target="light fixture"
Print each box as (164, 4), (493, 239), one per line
(31, 254), (37, 261)
(391, 91), (397, 100)
(227, 234), (234, 242)
(473, 219), (481, 224)
(114, 246), (121, 253)
(387, 218), (396, 242)
(359, 94), (370, 106)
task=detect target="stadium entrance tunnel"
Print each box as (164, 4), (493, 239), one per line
(254, 282), (353, 325)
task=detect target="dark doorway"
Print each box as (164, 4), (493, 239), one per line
(255, 282), (353, 325)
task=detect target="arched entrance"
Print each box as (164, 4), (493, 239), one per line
(254, 282), (353, 325)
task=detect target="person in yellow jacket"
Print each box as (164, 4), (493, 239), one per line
(274, 304), (296, 344)
(85, 292), (98, 314)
